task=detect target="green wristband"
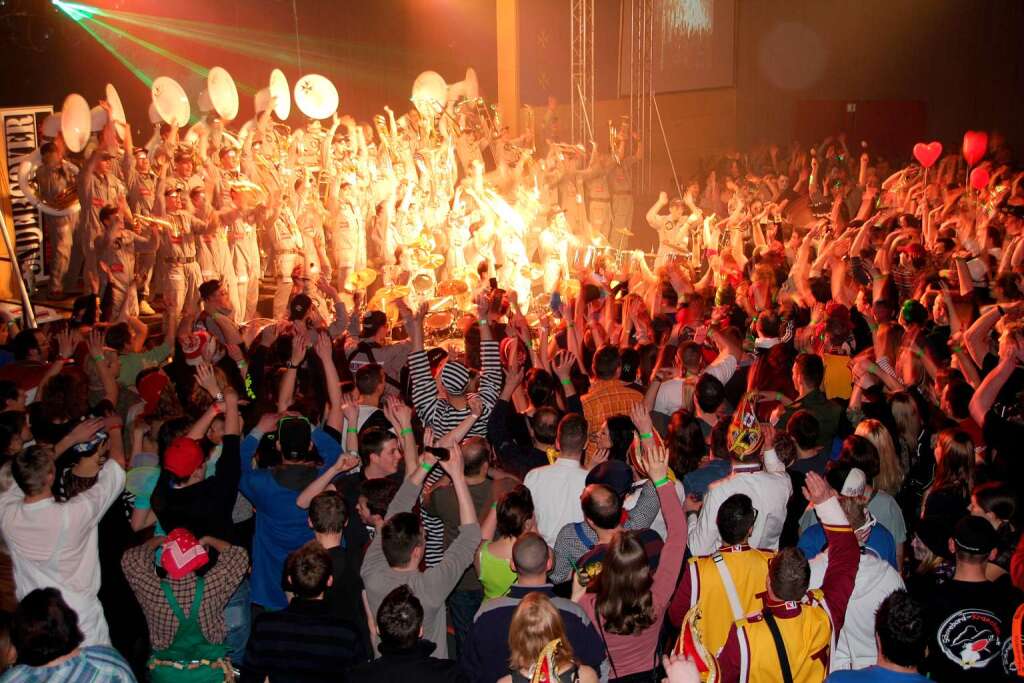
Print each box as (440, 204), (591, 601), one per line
(399, 427), (413, 436)
(346, 428), (358, 434)
(639, 432), (653, 440)
(478, 319), (488, 326)
(560, 378), (572, 386)
(653, 476), (671, 488)
(421, 462), (434, 473)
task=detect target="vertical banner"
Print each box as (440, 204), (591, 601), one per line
(0, 106), (53, 284)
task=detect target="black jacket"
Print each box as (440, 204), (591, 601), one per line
(348, 640), (465, 683)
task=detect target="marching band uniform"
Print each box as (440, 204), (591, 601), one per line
(77, 148), (126, 295)
(34, 153), (78, 296)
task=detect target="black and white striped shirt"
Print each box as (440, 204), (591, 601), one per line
(409, 340), (503, 439)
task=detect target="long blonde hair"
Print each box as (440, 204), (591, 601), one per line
(855, 419), (904, 495)
(508, 593), (576, 673)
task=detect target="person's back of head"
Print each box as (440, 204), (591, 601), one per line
(12, 446), (54, 498)
(875, 590), (926, 670)
(556, 413), (588, 458)
(12, 588), (83, 667)
(511, 532), (550, 579)
(309, 490), (347, 535)
(619, 348), (640, 383)
(592, 345), (621, 380)
(376, 585), (423, 651)
(943, 379), (973, 421)
(768, 547), (810, 602)
(496, 486), (535, 539)
(355, 363), (385, 399)
(695, 374), (725, 414)
(359, 477), (400, 520)
(530, 407), (560, 447)
(283, 541), (332, 600)
(951, 515), (999, 567)
(837, 434), (881, 481)
(11, 330), (39, 362)
(381, 512), (424, 569)
(717, 494), (757, 545)
(581, 484), (623, 531)
(756, 311), (781, 339)
(786, 410), (820, 451)
(104, 323), (131, 353)
(508, 593), (576, 674)
(525, 368), (556, 409)
(460, 436), (491, 477)
(592, 530), (655, 635)
(794, 353), (825, 393)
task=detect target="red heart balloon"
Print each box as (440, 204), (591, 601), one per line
(970, 166), (990, 191)
(962, 130), (988, 167)
(913, 141), (943, 168)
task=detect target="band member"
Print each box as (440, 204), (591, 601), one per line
(153, 174), (207, 318)
(76, 108), (126, 295)
(124, 140), (160, 315)
(34, 141), (79, 299)
(96, 198), (159, 321)
(647, 191), (691, 268)
(608, 131), (640, 251)
(222, 182), (269, 323)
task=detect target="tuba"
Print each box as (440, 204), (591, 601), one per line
(16, 148), (80, 218)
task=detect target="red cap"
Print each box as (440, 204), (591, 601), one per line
(160, 528), (209, 579)
(180, 331), (213, 366)
(163, 437), (204, 479)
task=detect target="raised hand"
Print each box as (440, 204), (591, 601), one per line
(642, 441), (670, 484)
(551, 350), (577, 382)
(629, 401), (654, 436)
(313, 332), (333, 361)
(195, 361), (222, 398)
(289, 328), (310, 366)
(467, 394), (483, 418)
(340, 393), (360, 426)
(439, 441), (465, 480)
(802, 470), (837, 506)
(56, 328), (75, 360)
(382, 394), (413, 430)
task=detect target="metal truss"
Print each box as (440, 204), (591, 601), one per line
(570, 0), (594, 146)
(625, 0), (654, 192)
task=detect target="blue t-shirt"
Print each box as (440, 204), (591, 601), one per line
(826, 665), (929, 682)
(799, 521), (897, 569)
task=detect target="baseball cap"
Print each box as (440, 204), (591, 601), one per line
(585, 460), (635, 498)
(163, 437), (204, 479)
(161, 528), (209, 579)
(953, 515), (999, 555)
(278, 416), (312, 460)
(360, 310), (388, 338)
(289, 294), (312, 322)
(180, 330), (215, 366)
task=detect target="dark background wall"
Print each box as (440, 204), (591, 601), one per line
(2, 0), (1023, 159)
(734, 0), (1024, 156)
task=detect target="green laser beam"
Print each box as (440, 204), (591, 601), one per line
(54, 1), (154, 87)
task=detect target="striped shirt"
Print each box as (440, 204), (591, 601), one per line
(408, 340), (502, 439)
(0, 646), (135, 682)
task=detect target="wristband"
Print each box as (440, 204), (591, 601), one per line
(421, 461), (434, 473)
(775, 392), (783, 402)
(108, 424), (123, 431)
(399, 427), (413, 436)
(653, 476), (671, 488)
(236, 359), (248, 369)
(92, 354), (105, 363)
(560, 378), (572, 386)
(639, 432), (653, 440)
(478, 319), (488, 326)
(214, 392), (225, 403)
(212, 402), (224, 415)
(491, 502), (498, 510)
(566, 323), (575, 329)
(346, 427), (359, 434)
(58, 356), (72, 363)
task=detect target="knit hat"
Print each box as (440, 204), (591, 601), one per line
(163, 437), (204, 479)
(439, 360), (471, 396)
(161, 528), (209, 579)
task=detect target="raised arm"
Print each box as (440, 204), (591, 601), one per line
(313, 331), (344, 431)
(277, 327), (310, 413)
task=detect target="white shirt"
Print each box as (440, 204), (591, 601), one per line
(701, 353), (738, 386)
(809, 547), (904, 671)
(341, 404), (382, 435)
(653, 378), (687, 415)
(0, 459), (125, 647)
(525, 457), (589, 547)
(687, 449), (792, 556)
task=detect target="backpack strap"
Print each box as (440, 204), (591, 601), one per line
(573, 522), (596, 551)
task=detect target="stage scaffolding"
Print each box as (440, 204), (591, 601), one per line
(624, 0), (654, 193)
(569, 0), (594, 147)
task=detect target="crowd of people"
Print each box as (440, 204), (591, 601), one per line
(2, 73), (1024, 683)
